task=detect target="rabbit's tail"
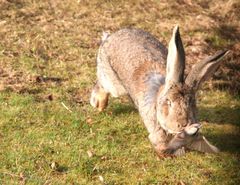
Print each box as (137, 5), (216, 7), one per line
(101, 31), (110, 43)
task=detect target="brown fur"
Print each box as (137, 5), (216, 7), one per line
(90, 26), (228, 157)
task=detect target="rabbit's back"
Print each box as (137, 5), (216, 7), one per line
(102, 29), (167, 75)
(98, 29), (167, 102)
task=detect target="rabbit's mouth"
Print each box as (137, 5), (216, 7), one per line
(160, 121), (201, 135)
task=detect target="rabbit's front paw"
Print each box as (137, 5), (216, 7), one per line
(154, 144), (175, 158)
(154, 144), (186, 158)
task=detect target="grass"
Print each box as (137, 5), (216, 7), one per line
(0, 0), (239, 184)
(0, 91), (239, 184)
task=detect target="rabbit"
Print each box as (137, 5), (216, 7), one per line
(90, 25), (229, 157)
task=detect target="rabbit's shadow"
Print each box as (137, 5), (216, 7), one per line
(110, 103), (137, 116)
(198, 105), (240, 126)
(199, 105), (240, 153)
(111, 102), (240, 153)
(109, 97), (240, 153)
(205, 131), (240, 153)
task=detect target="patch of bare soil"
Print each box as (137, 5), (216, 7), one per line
(0, 66), (32, 92)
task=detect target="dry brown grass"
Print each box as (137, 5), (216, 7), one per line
(0, 0), (239, 95)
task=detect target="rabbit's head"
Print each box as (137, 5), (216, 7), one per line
(156, 26), (229, 135)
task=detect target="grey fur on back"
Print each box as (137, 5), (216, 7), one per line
(98, 28), (167, 106)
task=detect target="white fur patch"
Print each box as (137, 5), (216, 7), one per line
(90, 90), (97, 107)
(144, 72), (165, 105)
(101, 31), (110, 42)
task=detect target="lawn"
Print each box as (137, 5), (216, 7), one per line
(0, 0), (239, 184)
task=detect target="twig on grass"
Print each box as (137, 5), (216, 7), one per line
(1, 170), (26, 182)
(61, 102), (72, 113)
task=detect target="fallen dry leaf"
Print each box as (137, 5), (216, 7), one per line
(99, 175), (104, 183)
(50, 162), (59, 170)
(86, 117), (93, 125)
(87, 150), (94, 158)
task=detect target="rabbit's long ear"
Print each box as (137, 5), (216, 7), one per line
(187, 135), (219, 153)
(166, 25), (185, 86)
(185, 50), (229, 91)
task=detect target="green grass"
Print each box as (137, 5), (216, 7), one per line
(0, 91), (239, 184)
(0, 0), (240, 184)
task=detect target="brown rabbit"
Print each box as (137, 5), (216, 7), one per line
(90, 25), (229, 156)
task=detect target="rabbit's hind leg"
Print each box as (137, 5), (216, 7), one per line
(91, 47), (127, 111)
(90, 81), (109, 112)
